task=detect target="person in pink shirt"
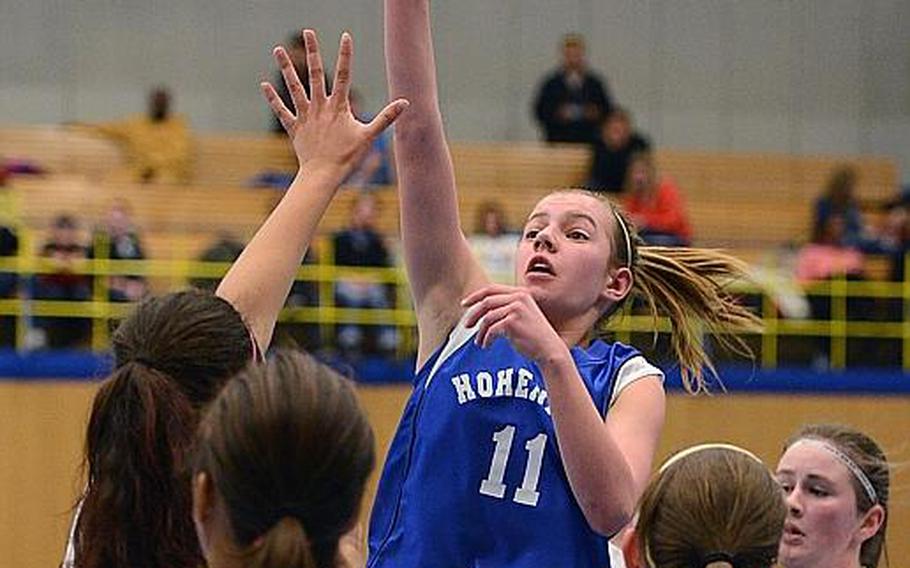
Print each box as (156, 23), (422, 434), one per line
(796, 215), (865, 283)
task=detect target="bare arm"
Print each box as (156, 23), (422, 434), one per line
(217, 30), (408, 351)
(464, 285), (666, 536)
(385, 0), (489, 365)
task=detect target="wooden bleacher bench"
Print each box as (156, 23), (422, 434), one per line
(1, 125), (900, 264)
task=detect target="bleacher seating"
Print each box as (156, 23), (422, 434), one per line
(0, 125), (899, 259)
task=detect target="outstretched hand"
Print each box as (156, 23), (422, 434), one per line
(262, 29), (409, 178)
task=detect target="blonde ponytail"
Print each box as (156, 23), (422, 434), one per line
(632, 245), (761, 392)
(245, 516), (317, 568)
(572, 189), (762, 393)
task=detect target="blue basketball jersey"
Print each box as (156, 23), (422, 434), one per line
(367, 319), (661, 568)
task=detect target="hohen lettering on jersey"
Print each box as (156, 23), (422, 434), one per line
(450, 367), (551, 415)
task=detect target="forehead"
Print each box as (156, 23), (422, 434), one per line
(528, 193), (613, 227)
(777, 442), (854, 485)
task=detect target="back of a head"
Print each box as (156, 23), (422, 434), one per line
(113, 289), (252, 407)
(75, 290), (253, 568)
(195, 349), (375, 568)
(636, 445), (786, 568)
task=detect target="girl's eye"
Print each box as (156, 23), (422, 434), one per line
(809, 486), (829, 497)
(524, 229), (539, 239)
(568, 230), (589, 240)
(777, 480), (793, 494)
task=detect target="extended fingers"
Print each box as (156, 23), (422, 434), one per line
(332, 32), (353, 108)
(303, 29), (327, 102)
(260, 81), (295, 133)
(364, 98), (410, 139)
(273, 46), (308, 115)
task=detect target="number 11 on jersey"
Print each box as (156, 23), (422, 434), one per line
(479, 425), (548, 507)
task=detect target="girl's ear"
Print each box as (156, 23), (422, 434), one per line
(602, 266), (633, 304)
(621, 527), (646, 568)
(192, 472), (215, 556)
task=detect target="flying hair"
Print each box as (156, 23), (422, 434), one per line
(567, 189), (762, 393)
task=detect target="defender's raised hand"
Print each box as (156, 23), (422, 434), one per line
(261, 29), (408, 179)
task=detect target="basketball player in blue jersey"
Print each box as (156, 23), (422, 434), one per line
(368, 2), (762, 567)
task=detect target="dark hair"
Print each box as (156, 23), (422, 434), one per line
(75, 290), (254, 568)
(823, 165), (858, 211)
(636, 445), (786, 568)
(194, 349), (375, 568)
(784, 424), (890, 567)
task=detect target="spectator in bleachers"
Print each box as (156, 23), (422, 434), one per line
(90, 200), (148, 302)
(87, 86), (192, 184)
(333, 191), (397, 357)
(878, 188), (910, 281)
(345, 90), (395, 188)
(622, 152), (692, 247)
(813, 165), (872, 250)
(270, 31), (332, 134)
(33, 214), (91, 347)
(533, 34), (613, 144)
(189, 231), (246, 292)
(796, 215), (865, 284)
(468, 200), (518, 283)
(0, 165), (19, 299)
(587, 107), (651, 193)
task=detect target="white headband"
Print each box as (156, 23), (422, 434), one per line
(612, 207), (633, 269)
(790, 438), (878, 504)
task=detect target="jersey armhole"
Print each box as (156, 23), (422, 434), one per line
(605, 356), (664, 414)
(417, 306), (481, 389)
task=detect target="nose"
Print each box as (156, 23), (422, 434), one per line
(784, 488), (803, 518)
(533, 227), (556, 252)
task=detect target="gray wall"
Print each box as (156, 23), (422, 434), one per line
(2, 0), (908, 181)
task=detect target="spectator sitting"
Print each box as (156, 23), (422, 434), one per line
(0, 166), (19, 299)
(587, 107), (651, 192)
(796, 215), (865, 284)
(189, 231), (245, 292)
(813, 165), (876, 251)
(89, 200), (148, 302)
(87, 86), (192, 184)
(333, 191), (397, 357)
(270, 31), (332, 134)
(533, 34), (613, 144)
(879, 187), (910, 281)
(33, 214), (91, 348)
(468, 201), (518, 283)
(622, 152), (692, 246)
(345, 90), (395, 188)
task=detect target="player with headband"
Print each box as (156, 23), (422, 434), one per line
(777, 424), (890, 568)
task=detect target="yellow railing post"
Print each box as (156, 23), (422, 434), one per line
(903, 253), (910, 371)
(317, 237), (335, 349)
(761, 291), (778, 369)
(830, 275), (848, 370)
(90, 231), (111, 352)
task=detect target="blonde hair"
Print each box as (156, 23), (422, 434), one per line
(565, 189), (762, 392)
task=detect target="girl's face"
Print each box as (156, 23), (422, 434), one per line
(775, 441), (876, 568)
(515, 192), (629, 328)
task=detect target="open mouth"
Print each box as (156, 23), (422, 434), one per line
(783, 523), (806, 539)
(526, 256), (555, 276)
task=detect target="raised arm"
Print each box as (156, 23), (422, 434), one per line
(217, 30), (408, 351)
(386, 0), (490, 364)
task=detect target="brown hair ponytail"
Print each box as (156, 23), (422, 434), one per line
(74, 289), (256, 568)
(576, 189), (762, 392)
(195, 349), (374, 568)
(75, 362), (201, 568)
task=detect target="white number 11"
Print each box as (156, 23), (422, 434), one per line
(478, 425), (548, 507)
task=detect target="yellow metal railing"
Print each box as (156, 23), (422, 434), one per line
(1, 235), (909, 370)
